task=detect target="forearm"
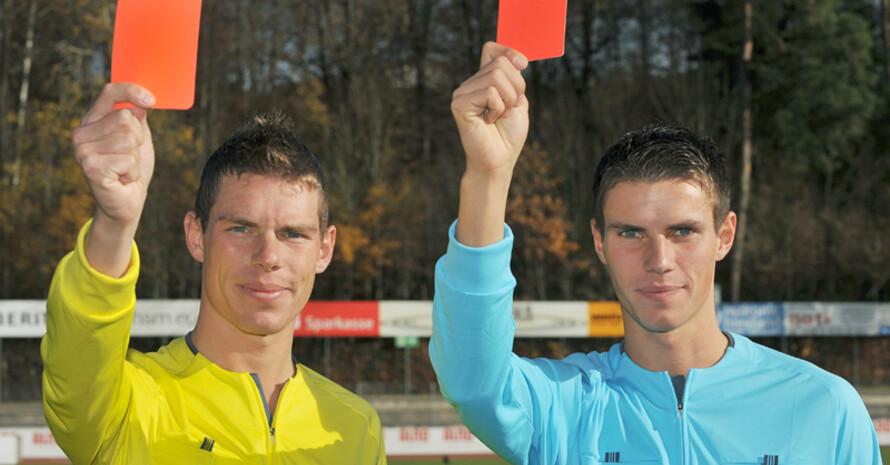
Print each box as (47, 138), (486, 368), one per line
(455, 168), (513, 247)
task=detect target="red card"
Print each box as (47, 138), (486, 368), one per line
(497, 0), (567, 62)
(111, 0), (203, 110)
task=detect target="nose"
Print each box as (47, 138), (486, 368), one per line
(644, 235), (673, 274)
(253, 233), (281, 272)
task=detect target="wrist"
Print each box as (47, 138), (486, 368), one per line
(85, 209), (141, 278)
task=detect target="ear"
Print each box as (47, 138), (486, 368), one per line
(590, 219), (607, 265)
(715, 211), (737, 261)
(184, 211), (205, 263)
(315, 225), (336, 274)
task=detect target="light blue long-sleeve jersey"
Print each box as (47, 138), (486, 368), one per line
(429, 222), (881, 465)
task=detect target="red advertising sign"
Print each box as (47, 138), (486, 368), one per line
(294, 301), (380, 337)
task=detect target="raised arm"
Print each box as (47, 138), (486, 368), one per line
(432, 44), (585, 465)
(451, 41), (528, 246)
(41, 83), (156, 463)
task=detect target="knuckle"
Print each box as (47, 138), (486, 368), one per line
(450, 98), (461, 115)
(493, 55), (511, 68)
(114, 112), (136, 134)
(114, 108), (132, 124)
(79, 153), (99, 176)
(517, 79), (527, 94)
(74, 143), (91, 162)
(125, 132), (141, 149)
(71, 126), (86, 146)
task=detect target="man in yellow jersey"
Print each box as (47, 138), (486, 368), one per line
(41, 83), (386, 464)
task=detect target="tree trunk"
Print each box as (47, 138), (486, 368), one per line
(883, 0), (890, 83)
(823, 166), (836, 299)
(731, 0), (753, 302)
(412, 0), (433, 166)
(12, 0), (36, 187)
(0, 0), (14, 162)
(637, 0), (650, 78)
(0, 0), (14, 297)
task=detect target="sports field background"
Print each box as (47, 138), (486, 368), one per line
(16, 450), (890, 464)
(396, 449), (889, 464)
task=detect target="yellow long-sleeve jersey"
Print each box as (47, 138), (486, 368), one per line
(42, 222), (386, 464)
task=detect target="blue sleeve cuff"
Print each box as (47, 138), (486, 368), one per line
(441, 220), (514, 294)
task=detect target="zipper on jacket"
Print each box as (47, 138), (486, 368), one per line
(268, 377), (293, 452)
(677, 373), (691, 465)
(250, 373), (276, 452)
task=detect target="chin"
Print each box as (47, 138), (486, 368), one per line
(237, 317), (294, 336)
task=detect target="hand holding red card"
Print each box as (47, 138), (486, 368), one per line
(497, 0), (568, 62)
(111, 0), (203, 110)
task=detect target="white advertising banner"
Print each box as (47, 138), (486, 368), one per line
(785, 302), (890, 336)
(875, 418), (890, 448)
(129, 300), (200, 337)
(0, 301), (46, 338)
(0, 427), (67, 461)
(378, 301), (433, 336)
(511, 301), (590, 337)
(0, 435), (18, 464)
(378, 301), (590, 337)
(383, 426), (495, 457)
(0, 300), (200, 338)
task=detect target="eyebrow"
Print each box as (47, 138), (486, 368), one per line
(606, 223), (643, 232)
(669, 220), (707, 231)
(216, 215), (256, 227)
(606, 220), (708, 232)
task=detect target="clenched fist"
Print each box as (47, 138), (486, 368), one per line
(72, 83), (155, 277)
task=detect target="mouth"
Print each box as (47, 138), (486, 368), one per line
(239, 284), (290, 301)
(636, 285), (684, 301)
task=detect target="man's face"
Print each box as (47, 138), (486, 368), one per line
(591, 180), (735, 337)
(185, 174), (335, 337)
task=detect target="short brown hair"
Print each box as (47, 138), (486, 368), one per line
(194, 111), (329, 231)
(591, 125), (730, 232)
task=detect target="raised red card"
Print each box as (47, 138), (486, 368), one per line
(497, 0), (568, 62)
(111, 0), (203, 110)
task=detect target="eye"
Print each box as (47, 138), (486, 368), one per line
(618, 230), (642, 239)
(230, 226), (248, 233)
(674, 228), (695, 238)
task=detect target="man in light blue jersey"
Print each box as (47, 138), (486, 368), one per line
(429, 42), (881, 464)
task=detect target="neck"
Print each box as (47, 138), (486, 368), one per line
(623, 320), (729, 377)
(190, 315), (296, 414)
